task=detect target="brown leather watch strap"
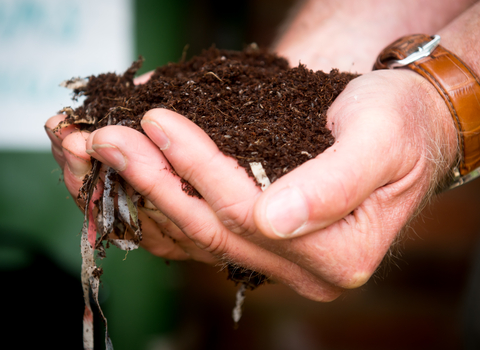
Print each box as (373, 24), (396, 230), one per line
(374, 34), (480, 176)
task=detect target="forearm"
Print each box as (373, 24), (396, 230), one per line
(273, 0), (474, 73)
(439, 2), (480, 78)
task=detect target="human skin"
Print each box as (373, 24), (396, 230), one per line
(274, 0), (473, 73)
(45, 1), (479, 300)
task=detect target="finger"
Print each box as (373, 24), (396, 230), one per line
(45, 114), (79, 144)
(138, 108), (365, 288)
(138, 108), (375, 288)
(252, 143), (430, 289)
(139, 200), (218, 264)
(61, 128), (206, 262)
(133, 71), (154, 85)
(62, 130), (92, 205)
(51, 143), (66, 168)
(140, 108), (262, 235)
(136, 209), (191, 260)
(85, 124), (343, 301)
(45, 114), (79, 168)
(254, 73), (420, 240)
(274, 186), (417, 289)
(60, 128), (200, 262)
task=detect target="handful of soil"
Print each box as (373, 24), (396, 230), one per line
(61, 45), (357, 183)
(57, 44), (357, 348)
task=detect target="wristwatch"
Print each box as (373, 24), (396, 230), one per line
(373, 34), (480, 190)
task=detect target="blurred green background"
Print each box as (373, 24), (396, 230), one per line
(3, 1), (480, 349)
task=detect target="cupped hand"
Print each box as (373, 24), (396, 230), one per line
(45, 72), (217, 264)
(45, 68), (457, 301)
(45, 113), (218, 263)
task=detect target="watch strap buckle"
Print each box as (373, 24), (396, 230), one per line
(387, 35), (441, 68)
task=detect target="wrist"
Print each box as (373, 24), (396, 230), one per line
(402, 70), (459, 192)
(374, 29), (480, 190)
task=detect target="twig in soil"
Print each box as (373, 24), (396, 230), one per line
(204, 71), (223, 82)
(249, 162), (271, 191)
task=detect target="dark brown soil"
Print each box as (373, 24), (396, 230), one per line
(62, 45), (357, 183)
(59, 45), (358, 289)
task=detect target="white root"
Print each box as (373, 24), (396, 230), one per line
(80, 161), (114, 349)
(301, 151), (313, 158)
(232, 163), (271, 325)
(107, 239), (139, 251)
(117, 185), (131, 224)
(103, 167), (116, 236)
(60, 77), (88, 90)
(232, 283), (247, 325)
(112, 178), (141, 251)
(249, 162), (271, 191)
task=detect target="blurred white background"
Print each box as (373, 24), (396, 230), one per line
(0, 0), (133, 150)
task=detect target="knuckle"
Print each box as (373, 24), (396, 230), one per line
(137, 183), (156, 203)
(178, 149), (218, 185)
(338, 269), (373, 289)
(306, 230), (377, 290)
(334, 169), (358, 214)
(215, 200), (255, 237)
(183, 221), (228, 256)
(315, 166), (360, 220)
(287, 268), (344, 302)
(134, 174), (167, 205)
(139, 205), (169, 225)
(332, 254), (377, 289)
(148, 243), (187, 260)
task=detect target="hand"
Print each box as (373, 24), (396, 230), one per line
(45, 73), (217, 264)
(47, 68), (457, 300)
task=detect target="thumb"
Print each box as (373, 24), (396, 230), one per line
(253, 77), (415, 239)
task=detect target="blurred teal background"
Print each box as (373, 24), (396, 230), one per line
(3, 1), (480, 349)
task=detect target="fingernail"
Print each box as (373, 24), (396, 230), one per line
(141, 119), (170, 150)
(266, 187), (309, 237)
(92, 144), (127, 171)
(46, 127), (66, 157)
(45, 126), (60, 144)
(143, 198), (157, 209)
(346, 271), (371, 289)
(52, 144), (64, 158)
(63, 148), (91, 178)
(85, 129), (99, 155)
